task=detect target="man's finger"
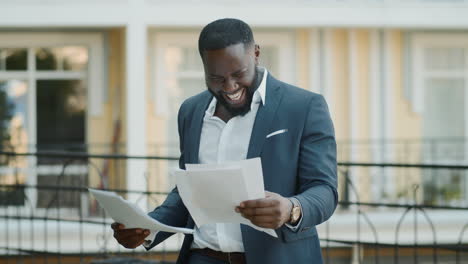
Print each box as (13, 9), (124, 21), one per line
(238, 207), (277, 217)
(114, 228), (146, 240)
(245, 215), (279, 223)
(128, 237), (147, 248)
(240, 198), (279, 208)
(250, 220), (276, 229)
(111, 222), (125, 230)
(128, 231), (151, 248)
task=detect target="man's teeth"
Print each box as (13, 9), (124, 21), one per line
(227, 89), (243, 101)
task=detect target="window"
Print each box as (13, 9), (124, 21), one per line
(0, 33), (104, 209)
(412, 33), (468, 205)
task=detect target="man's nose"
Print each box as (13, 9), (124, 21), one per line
(223, 79), (239, 93)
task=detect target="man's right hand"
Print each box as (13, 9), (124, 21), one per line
(111, 222), (150, 249)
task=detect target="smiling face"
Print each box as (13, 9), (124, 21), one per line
(202, 43), (260, 117)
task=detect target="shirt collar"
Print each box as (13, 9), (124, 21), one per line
(205, 68), (268, 117)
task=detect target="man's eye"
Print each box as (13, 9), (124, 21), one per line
(233, 72), (245, 78)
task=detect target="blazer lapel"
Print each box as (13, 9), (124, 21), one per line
(187, 91), (213, 164)
(247, 75), (284, 158)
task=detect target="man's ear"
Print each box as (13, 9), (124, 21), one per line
(254, 44), (260, 65)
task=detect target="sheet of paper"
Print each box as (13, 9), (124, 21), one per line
(177, 158), (277, 237)
(89, 188), (194, 234)
(185, 158), (265, 199)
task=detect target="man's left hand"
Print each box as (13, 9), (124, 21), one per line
(236, 191), (292, 229)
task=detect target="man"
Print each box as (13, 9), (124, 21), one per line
(112, 18), (337, 264)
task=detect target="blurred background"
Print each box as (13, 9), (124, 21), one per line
(1, 0), (468, 263)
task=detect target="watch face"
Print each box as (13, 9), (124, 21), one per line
(292, 207), (301, 221)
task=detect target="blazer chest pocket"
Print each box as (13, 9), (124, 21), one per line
(264, 128), (295, 155)
(266, 129), (288, 139)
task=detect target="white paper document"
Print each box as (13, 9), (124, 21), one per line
(88, 188), (194, 234)
(174, 158), (278, 238)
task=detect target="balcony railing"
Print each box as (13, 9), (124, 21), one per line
(0, 151), (467, 263)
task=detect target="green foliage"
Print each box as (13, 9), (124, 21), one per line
(423, 171), (463, 205)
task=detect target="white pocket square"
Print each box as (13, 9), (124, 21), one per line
(266, 129), (288, 139)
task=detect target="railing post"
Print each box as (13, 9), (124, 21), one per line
(343, 168), (350, 210)
(413, 184), (419, 264)
(351, 243), (363, 264)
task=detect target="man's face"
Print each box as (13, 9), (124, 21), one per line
(202, 43), (259, 117)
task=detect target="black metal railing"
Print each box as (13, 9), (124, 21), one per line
(326, 162), (468, 264)
(0, 151), (467, 264)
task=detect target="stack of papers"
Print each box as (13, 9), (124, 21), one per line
(89, 158), (277, 238)
(174, 158), (277, 237)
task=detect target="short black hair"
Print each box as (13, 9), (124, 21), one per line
(198, 18), (254, 57)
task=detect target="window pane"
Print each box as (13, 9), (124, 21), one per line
(37, 173), (86, 208)
(181, 47), (203, 71)
(36, 46), (88, 71)
(36, 80), (86, 160)
(259, 46), (279, 77)
(424, 78), (464, 139)
(167, 78), (205, 155)
(161, 45), (204, 154)
(423, 78), (465, 162)
(172, 78), (205, 105)
(0, 80), (29, 206)
(425, 47), (465, 70)
(423, 78), (466, 205)
(62, 46), (88, 71)
(0, 49), (27, 71)
(165, 46), (203, 73)
(0, 80), (29, 153)
(36, 48), (57, 70)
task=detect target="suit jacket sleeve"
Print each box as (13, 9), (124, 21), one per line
(288, 94), (338, 234)
(145, 102), (190, 250)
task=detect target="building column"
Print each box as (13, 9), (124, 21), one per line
(369, 29), (396, 201)
(348, 29), (359, 202)
(369, 29), (383, 200)
(383, 30), (395, 198)
(309, 28), (321, 94)
(126, 0), (147, 205)
(323, 29), (334, 118)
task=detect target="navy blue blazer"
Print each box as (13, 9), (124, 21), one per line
(147, 74), (338, 264)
